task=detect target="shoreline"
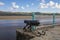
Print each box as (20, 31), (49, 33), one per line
(0, 15), (60, 20)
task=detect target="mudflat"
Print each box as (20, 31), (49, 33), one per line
(0, 15), (60, 20)
(30, 26), (60, 40)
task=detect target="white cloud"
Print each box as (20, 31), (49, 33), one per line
(55, 3), (60, 8)
(39, 1), (60, 9)
(32, 3), (34, 5)
(12, 2), (16, 6)
(58, 4), (60, 8)
(21, 6), (25, 9)
(39, 3), (48, 8)
(49, 1), (55, 8)
(11, 2), (19, 9)
(12, 5), (19, 9)
(0, 2), (5, 6)
(26, 4), (29, 7)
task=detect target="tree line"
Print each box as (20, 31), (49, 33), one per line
(0, 11), (60, 16)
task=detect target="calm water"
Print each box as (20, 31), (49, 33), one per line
(0, 18), (60, 40)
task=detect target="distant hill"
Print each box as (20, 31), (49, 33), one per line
(0, 11), (60, 16)
(0, 11), (32, 16)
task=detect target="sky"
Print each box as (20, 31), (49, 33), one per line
(0, 0), (60, 13)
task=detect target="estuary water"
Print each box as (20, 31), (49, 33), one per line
(0, 18), (60, 40)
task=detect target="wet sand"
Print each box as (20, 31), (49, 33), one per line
(0, 16), (32, 20)
(31, 26), (60, 40)
(0, 15), (60, 20)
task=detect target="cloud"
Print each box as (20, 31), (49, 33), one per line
(39, 1), (60, 9)
(32, 3), (34, 5)
(55, 3), (60, 8)
(58, 4), (60, 8)
(39, 3), (48, 8)
(0, 2), (5, 6)
(26, 4), (29, 7)
(21, 6), (25, 9)
(49, 1), (55, 8)
(11, 2), (19, 9)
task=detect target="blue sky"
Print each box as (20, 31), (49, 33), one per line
(0, 0), (60, 13)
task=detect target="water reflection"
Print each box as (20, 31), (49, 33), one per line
(0, 19), (60, 40)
